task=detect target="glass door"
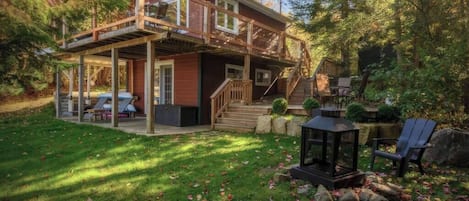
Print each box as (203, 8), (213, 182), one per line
(160, 64), (173, 104)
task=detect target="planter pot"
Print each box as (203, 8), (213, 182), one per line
(377, 123), (401, 139)
(355, 123), (380, 145)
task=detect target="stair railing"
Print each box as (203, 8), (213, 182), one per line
(210, 79), (252, 129)
(286, 60), (302, 101)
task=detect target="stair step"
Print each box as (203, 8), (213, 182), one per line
(223, 112), (261, 120)
(217, 117), (257, 127)
(214, 123), (255, 133)
(227, 106), (269, 113)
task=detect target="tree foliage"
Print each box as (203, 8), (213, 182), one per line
(0, 0), (129, 96)
(290, 0), (469, 127)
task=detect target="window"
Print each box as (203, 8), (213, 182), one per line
(225, 64), (243, 79)
(255, 69), (272, 86)
(215, 0), (239, 34)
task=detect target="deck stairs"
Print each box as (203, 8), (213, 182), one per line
(287, 78), (311, 105)
(213, 104), (270, 132)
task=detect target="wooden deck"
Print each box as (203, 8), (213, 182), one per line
(58, 0), (305, 67)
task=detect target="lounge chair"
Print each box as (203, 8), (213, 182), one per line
(370, 118), (437, 177)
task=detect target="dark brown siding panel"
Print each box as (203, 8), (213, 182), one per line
(200, 53), (281, 124)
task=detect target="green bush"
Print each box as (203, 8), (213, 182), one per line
(345, 102), (366, 122)
(377, 104), (400, 122)
(272, 98), (288, 115)
(302, 97), (320, 111)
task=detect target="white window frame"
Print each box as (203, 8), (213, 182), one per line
(225, 64), (243, 79)
(255, 68), (272, 86)
(215, 0), (239, 35)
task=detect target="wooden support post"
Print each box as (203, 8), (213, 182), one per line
(243, 54), (250, 80)
(203, 6), (211, 44)
(146, 41), (155, 134)
(68, 68), (74, 113)
(78, 55), (85, 122)
(136, 0), (145, 29)
(111, 48), (119, 127)
(243, 54), (251, 105)
(247, 20), (253, 54)
(86, 64), (91, 105)
(56, 67), (62, 118)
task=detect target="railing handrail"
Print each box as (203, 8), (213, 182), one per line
(59, 0), (305, 63)
(210, 79), (252, 129)
(210, 78), (232, 99)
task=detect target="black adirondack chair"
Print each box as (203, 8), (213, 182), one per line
(370, 118), (437, 177)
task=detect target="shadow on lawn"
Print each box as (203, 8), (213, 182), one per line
(1, 111), (299, 201)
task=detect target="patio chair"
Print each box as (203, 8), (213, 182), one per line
(334, 77), (352, 108)
(84, 97), (108, 121)
(370, 118), (437, 177)
(315, 73), (335, 107)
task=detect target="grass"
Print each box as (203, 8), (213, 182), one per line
(0, 105), (468, 200)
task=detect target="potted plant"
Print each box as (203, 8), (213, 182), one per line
(272, 98), (288, 115)
(302, 97), (321, 117)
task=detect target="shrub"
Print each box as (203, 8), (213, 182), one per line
(377, 104), (400, 122)
(345, 102), (366, 122)
(302, 97), (320, 111)
(272, 98), (288, 115)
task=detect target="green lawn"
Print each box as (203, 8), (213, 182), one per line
(1, 105), (468, 201)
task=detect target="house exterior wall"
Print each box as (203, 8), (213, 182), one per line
(208, 0), (286, 31)
(200, 53), (281, 124)
(239, 4), (286, 31)
(129, 53), (199, 114)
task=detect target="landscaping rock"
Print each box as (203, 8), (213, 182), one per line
(314, 185), (333, 201)
(272, 116), (288, 134)
(273, 172), (291, 183)
(297, 184), (313, 195)
(423, 128), (469, 167)
(359, 189), (389, 201)
(255, 115), (271, 134)
(338, 188), (359, 201)
(287, 116), (306, 136)
(370, 182), (400, 201)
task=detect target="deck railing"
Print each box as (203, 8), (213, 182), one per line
(210, 79), (252, 129)
(59, 0), (303, 62)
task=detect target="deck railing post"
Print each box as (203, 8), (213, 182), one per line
(136, 0), (145, 29)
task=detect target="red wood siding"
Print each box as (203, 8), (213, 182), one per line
(208, 0), (286, 31)
(171, 53), (199, 106)
(132, 60), (146, 113)
(130, 53), (199, 114)
(239, 4), (286, 31)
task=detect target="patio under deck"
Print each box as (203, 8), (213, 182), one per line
(61, 116), (211, 136)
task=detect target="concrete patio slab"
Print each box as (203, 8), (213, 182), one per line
(61, 116), (211, 136)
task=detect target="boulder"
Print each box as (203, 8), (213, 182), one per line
(338, 188), (359, 201)
(287, 116), (307, 136)
(423, 128), (469, 167)
(297, 184), (313, 195)
(359, 189), (389, 201)
(273, 172), (291, 183)
(272, 116), (288, 134)
(255, 115), (272, 134)
(314, 185), (334, 201)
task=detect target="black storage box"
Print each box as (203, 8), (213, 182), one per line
(155, 105), (198, 127)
